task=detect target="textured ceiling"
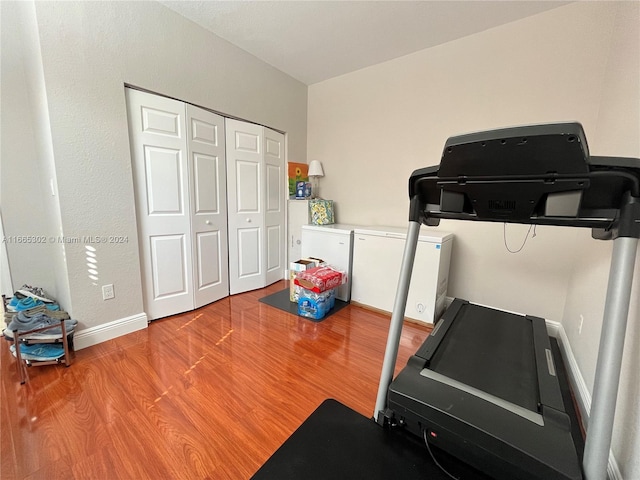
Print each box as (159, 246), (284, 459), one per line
(160, 1), (571, 85)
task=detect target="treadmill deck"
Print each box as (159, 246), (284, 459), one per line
(387, 299), (582, 480)
(427, 302), (538, 412)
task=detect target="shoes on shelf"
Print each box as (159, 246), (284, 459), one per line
(10, 343), (65, 361)
(4, 312), (78, 340)
(7, 296), (44, 312)
(16, 284), (55, 303)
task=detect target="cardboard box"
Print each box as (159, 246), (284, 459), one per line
(304, 257), (326, 267)
(289, 258), (324, 302)
(289, 260), (315, 301)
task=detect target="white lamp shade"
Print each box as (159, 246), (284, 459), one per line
(308, 160), (324, 177)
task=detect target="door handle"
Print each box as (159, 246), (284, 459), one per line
(205, 220), (211, 225)
(246, 218), (251, 223)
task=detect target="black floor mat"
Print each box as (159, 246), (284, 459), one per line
(252, 398), (492, 480)
(258, 288), (349, 320)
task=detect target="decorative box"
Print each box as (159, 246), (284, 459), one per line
(309, 199), (335, 225)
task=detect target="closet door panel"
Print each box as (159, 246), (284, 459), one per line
(195, 231), (222, 288)
(150, 234), (189, 298)
(186, 104), (229, 308)
(193, 154), (219, 213)
(126, 88), (195, 320)
(144, 147), (184, 214)
(226, 119), (265, 294)
(141, 107), (181, 137)
(264, 129), (285, 285)
(236, 161), (260, 212)
(266, 225), (281, 271)
(237, 228), (261, 276)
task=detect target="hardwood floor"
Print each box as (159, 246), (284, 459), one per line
(1, 281), (432, 479)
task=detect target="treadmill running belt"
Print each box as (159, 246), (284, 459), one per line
(428, 303), (538, 413)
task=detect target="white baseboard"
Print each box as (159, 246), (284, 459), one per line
(73, 313), (148, 350)
(547, 320), (622, 480)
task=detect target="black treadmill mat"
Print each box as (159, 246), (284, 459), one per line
(429, 303), (538, 412)
(251, 398), (493, 480)
(259, 288), (349, 320)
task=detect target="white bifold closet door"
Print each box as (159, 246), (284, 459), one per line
(226, 119), (285, 294)
(126, 88), (229, 320)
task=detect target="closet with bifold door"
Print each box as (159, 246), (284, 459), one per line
(126, 88), (286, 320)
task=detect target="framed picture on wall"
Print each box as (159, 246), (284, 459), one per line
(288, 162), (309, 198)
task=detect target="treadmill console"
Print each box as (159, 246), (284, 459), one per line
(408, 122), (640, 238)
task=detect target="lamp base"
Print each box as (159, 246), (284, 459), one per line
(310, 176), (320, 199)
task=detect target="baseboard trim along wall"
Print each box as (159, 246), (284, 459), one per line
(547, 319), (622, 480)
(73, 313), (148, 350)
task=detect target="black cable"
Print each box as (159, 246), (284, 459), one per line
(423, 429), (460, 480)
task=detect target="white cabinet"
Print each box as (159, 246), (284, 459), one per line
(351, 226), (453, 324)
(288, 200), (310, 264)
(301, 224), (357, 302)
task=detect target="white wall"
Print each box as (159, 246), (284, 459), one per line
(1, 1), (307, 340)
(309, 1), (615, 321)
(0, 1), (72, 307)
(308, 1), (638, 477)
(562, 3), (640, 478)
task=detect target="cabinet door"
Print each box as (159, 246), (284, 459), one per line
(226, 119), (265, 294)
(126, 88), (194, 320)
(288, 200), (309, 264)
(186, 104), (229, 308)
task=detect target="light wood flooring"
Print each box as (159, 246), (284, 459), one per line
(1, 281), (432, 479)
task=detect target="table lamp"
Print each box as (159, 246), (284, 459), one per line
(308, 160), (324, 199)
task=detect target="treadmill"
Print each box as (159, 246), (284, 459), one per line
(374, 123), (640, 480)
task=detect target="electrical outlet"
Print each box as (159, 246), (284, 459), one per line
(579, 314), (584, 334)
(102, 284), (115, 300)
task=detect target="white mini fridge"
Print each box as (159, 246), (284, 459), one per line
(301, 224), (358, 302)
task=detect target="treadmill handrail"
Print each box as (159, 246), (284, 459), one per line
(411, 168), (640, 198)
(410, 169), (640, 234)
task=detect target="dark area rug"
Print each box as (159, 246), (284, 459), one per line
(259, 289), (349, 320)
(252, 342), (584, 480)
(251, 398), (492, 480)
